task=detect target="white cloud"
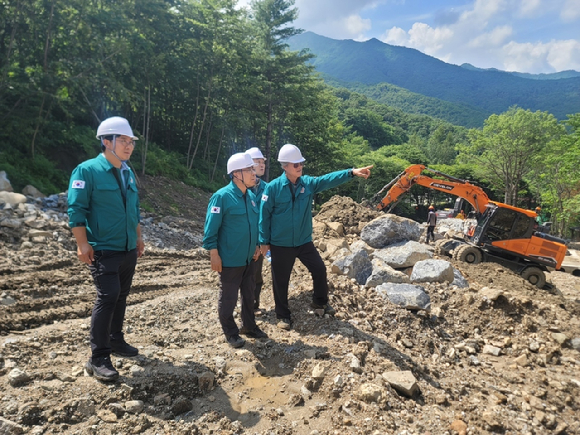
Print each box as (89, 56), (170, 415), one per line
(468, 25), (513, 48)
(345, 15), (372, 38)
(561, 0), (580, 21)
(518, 0), (542, 17)
(503, 39), (580, 72)
(377, 0), (580, 72)
(407, 23), (454, 52)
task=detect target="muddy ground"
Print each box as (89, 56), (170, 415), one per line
(1, 180), (580, 435)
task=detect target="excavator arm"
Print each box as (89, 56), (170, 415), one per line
(375, 164), (490, 215)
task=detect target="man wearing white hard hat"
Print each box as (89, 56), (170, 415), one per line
(68, 116), (145, 382)
(245, 147), (268, 316)
(203, 153), (268, 348)
(259, 144), (373, 330)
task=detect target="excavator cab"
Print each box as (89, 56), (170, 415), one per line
(470, 203), (566, 271)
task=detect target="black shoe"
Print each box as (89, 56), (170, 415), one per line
(110, 339), (139, 357)
(85, 356), (119, 382)
(240, 326), (268, 339)
(311, 302), (336, 315)
(227, 334), (245, 348)
(276, 318), (292, 330)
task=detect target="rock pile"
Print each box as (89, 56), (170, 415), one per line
(1, 191), (579, 434)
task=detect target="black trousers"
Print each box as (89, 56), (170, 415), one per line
(426, 225), (436, 242)
(270, 242), (328, 320)
(88, 249), (137, 358)
(253, 255), (264, 309)
(219, 261), (257, 337)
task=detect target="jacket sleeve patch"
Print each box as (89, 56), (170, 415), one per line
(211, 206), (221, 214)
(72, 180), (86, 189)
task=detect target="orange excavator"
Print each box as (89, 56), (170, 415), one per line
(372, 164), (567, 288)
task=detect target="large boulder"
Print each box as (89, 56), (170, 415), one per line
(371, 241), (432, 268)
(22, 185), (46, 198)
(376, 283), (431, 311)
(410, 259), (454, 283)
(360, 214), (422, 249)
(365, 258), (410, 287)
(0, 191), (26, 206)
(332, 249), (373, 285)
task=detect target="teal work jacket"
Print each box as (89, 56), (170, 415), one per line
(251, 178), (268, 200)
(260, 169), (353, 247)
(67, 154), (140, 252)
(203, 181), (260, 267)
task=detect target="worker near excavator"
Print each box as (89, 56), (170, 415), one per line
(426, 205), (437, 243)
(259, 143), (373, 331)
(246, 147), (268, 317)
(456, 210), (466, 220)
(535, 206), (548, 225)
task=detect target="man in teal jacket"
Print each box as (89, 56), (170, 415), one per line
(68, 116), (145, 382)
(246, 147), (268, 316)
(203, 153), (268, 348)
(259, 144), (372, 330)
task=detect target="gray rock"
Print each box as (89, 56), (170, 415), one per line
(382, 371), (418, 397)
(349, 240), (374, 255)
(410, 259), (454, 283)
(376, 283), (431, 311)
(452, 268), (469, 288)
(365, 258), (410, 287)
(198, 371), (215, 392)
(372, 240), (432, 268)
(331, 249), (372, 285)
(124, 400), (144, 414)
(8, 368), (31, 387)
(571, 337), (580, 351)
(0, 219), (22, 229)
(171, 397), (193, 415)
(358, 383), (383, 403)
(0, 192), (26, 206)
(0, 171), (12, 192)
(22, 185), (45, 198)
(0, 416), (24, 434)
(360, 214), (422, 249)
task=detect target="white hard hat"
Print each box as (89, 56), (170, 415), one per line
(246, 147), (265, 160)
(277, 144), (305, 163)
(227, 152), (256, 175)
(96, 116), (138, 140)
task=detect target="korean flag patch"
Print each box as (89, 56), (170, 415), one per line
(72, 180), (85, 189)
(210, 206), (221, 214)
(261, 194), (268, 202)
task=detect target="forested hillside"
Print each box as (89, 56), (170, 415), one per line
(287, 32), (580, 127)
(1, 0), (580, 237)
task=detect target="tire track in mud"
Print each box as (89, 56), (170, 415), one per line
(0, 250), (212, 333)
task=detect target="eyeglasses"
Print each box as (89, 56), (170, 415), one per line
(292, 162), (304, 168)
(115, 137), (136, 147)
(241, 167), (256, 173)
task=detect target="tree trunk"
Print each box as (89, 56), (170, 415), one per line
(141, 86), (151, 176)
(186, 79), (201, 168)
(188, 76), (212, 170)
(211, 124), (226, 182)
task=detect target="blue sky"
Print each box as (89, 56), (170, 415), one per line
(239, 0), (580, 74)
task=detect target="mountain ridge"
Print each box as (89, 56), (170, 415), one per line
(288, 32), (580, 126)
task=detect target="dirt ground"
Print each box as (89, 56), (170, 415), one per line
(1, 180), (579, 435)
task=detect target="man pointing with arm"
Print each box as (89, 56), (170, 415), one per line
(260, 144), (372, 330)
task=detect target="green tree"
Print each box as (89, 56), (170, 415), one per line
(527, 114), (580, 236)
(460, 107), (564, 206)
